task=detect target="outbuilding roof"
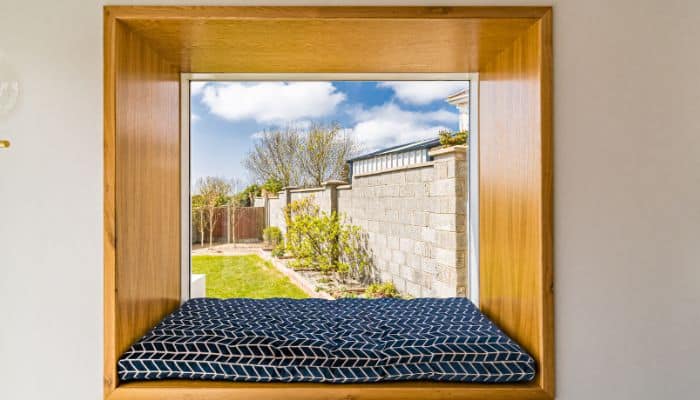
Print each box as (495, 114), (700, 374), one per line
(347, 137), (441, 163)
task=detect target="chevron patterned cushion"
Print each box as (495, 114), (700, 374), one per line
(117, 297), (535, 383)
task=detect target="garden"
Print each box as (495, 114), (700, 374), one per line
(192, 254), (308, 299)
(262, 197), (402, 299)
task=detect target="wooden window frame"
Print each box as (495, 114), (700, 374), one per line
(104, 6), (553, 400)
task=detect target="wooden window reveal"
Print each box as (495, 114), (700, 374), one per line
(104, 6), (553, 400)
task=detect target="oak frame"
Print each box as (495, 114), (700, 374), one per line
(104, 6), (553, 400)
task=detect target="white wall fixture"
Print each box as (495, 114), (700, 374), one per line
(0, 51), (20, 149)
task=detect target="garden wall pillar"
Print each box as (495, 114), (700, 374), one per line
(322, 180), (347, 214)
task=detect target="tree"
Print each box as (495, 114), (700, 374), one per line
(243, 123), (359, 188)
(299, 122), (358, 186)
(195, 177), (232, 247)
(232, 183), (261, 207)
(191, 194), (207, 247)
(242, 126), (304, 187)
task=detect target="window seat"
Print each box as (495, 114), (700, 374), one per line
(118, 298), (535, 384)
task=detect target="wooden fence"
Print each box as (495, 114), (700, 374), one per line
(192, 206), (265, 245)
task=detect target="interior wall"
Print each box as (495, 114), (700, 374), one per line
(106, 19), (182, 394)
(478, 15), (552, 393)
(0, 1), (698, 400)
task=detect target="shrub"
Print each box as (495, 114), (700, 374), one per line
(263, 226), (283, 247)
(337, 223), (373, 283)
(284, 197), (339, 273)
(233, 184), (261, 207)
(284, 197), (372, 281)
(364, 282), (400, 299)
(271, 243), (286, 258)
(261, 177), (283, 195)
(438, 130), (468, 146)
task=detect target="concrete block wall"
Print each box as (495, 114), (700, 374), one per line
(289, 187), (331, 211)
(266, 145), (467, 298)
(264, 184), (337, 235)
(266, 196), (286, 232)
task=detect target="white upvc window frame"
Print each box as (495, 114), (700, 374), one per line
(180, 73), (479, 306)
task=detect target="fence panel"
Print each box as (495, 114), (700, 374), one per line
(233, 207), (265, 242)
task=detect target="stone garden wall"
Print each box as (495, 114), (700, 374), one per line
(258, 145), (467, 298)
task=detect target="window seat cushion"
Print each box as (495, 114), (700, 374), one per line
(117, 297), (535, 383)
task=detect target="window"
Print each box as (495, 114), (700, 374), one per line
(182, 76), (477, 303)
(104, 6), (553, 400)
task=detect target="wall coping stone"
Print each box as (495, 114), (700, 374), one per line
(428, 145), (467, 157)
(289, 187), (325, 194)
(322, 180), (348, 187)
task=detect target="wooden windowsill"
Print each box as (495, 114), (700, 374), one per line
(110, 380), (550, 400)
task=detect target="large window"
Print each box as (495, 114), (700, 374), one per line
(104, 8), (553, 399)
(181, 75), (479, 304)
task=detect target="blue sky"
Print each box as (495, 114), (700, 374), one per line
(190, 81), (468, 187)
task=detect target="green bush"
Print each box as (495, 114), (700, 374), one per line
(263, 226), (283, 247)
(438, 130), (468, 146)
(271, 243), (286, 258)
(284, 197), (338, 273)
(261, 177), (283, 195)
(284, 197), (372, 281)
(233, 184), (261, 207)
(364, 282), (400, 299)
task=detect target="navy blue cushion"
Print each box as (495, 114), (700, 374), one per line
(118, 297), (535, 383)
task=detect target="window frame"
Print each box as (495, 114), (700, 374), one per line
(180, 73), (479, 305)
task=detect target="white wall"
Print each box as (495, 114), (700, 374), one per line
(0, 1), (697, 399)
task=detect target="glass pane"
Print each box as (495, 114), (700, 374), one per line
(190, 80), (469, 300)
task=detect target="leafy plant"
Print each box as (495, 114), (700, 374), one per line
(336, 290), (358, 299)
(337, 223), (373, 283)
(364, 282), (400, 299)
(261, 177), (283, 195)
(233, 184), (261, 207)
(263, 226), (283, 247)
(284, 197), (373, 281)
(271, 243), (286, 258)
(284, 197), (339, 273)
(438, 130), (468, 146)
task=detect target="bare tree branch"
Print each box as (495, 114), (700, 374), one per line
(243, 123), (359, 187)
(195, 177), (232, 247)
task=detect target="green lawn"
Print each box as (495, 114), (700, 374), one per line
(192, 254), (309, 299)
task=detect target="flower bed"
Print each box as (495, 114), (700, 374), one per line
(261, 197), (403, 299)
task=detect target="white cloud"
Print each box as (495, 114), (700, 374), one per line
(379, 81), (468, 105)
(190, 81), (208, 96)
(250, 130), (266, 139)
(249, 120), (312, 139)
(348, 103), (457, 150)
(201, 82), (346, 124)
(190, 113), (200, 123)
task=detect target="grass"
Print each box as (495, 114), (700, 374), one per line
(192, 254), (309, 299)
